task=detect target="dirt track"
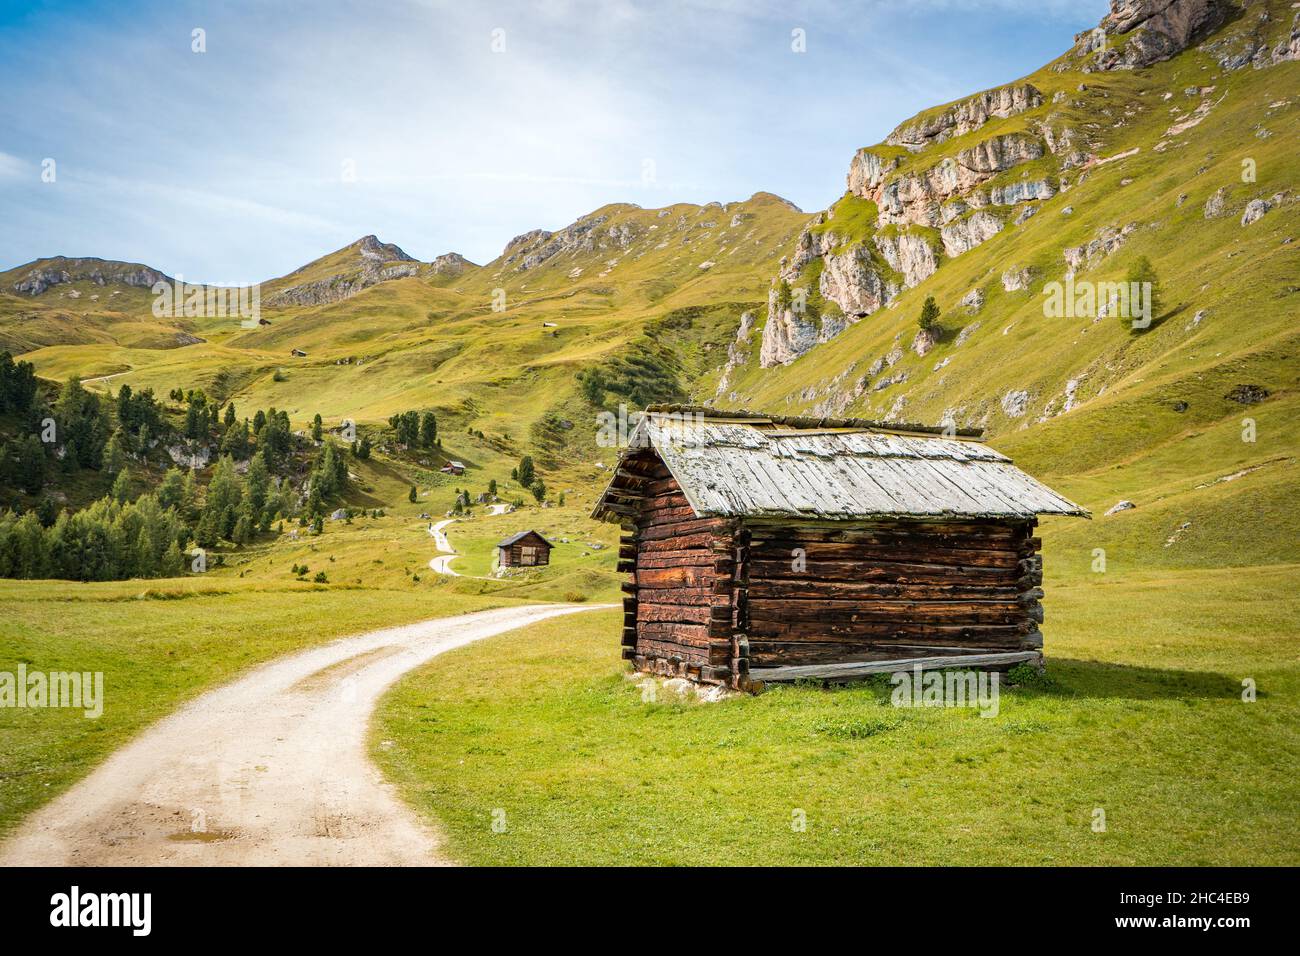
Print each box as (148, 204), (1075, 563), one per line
(0, 603), (604, 866)
(427, 518), (460, 576)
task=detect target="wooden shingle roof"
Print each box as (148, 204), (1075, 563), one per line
(592, 406), (1089, 521)
(497, 530), (552, 548)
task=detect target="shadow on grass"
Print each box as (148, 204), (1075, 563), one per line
(1035, 658), (1250, 701)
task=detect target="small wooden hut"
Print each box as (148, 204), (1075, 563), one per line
(592, 406), (1088, 691)
(496, 530), (552, 568)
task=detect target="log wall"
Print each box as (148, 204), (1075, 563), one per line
(618, 460), (735, 684)
(737, 518), (1043, 670)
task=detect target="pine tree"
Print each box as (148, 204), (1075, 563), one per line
(102, 429), (128, 474)
(233, 509), (253, 545)
(180, 470), (199, 522)
(247, 452), (269, 512)
(15, 434), (46, 494)
(311, 413), (323, 442)
(54, 376), (110, 468)
(163, 540), (184, 576)
(110, 467), (132, 503)
(1124, 256), (1162, 332)
(408, 485), (418, 503)
(517, 456), (535, 487)
(919, 296), (940, 332)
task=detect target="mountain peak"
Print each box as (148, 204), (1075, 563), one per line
(355, 235), (415, 263)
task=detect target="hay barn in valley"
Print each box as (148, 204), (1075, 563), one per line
(496, 530), (552, 568)
(592, 406), (1088, 692)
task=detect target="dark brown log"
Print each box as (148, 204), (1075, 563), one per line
(634, 550), (720, 569)
(637, 620), (709, 643)
(627, 586), (712, 606)
(637, 517), (728, 542)
(745, 518), (1030, 538)
(745, 619), (1032, 640)
(748, 579), (1025, 601)
(634, 532), (718, 553)
(748, 599), (1026, 625)
(750, 544), (1021, 568)
(638, 603), (711, 624)
(636, 566), (713, 589)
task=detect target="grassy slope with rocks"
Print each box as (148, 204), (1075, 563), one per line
(721, 2), (1298, 578)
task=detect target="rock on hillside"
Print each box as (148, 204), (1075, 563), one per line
(501, 214), (639, 272)
(431, 252), (475, 277)
(7, 257), (169, 296)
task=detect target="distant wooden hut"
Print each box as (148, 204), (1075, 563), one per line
(496, 531), (552, 568)
(592, 406), (1088, 692)
(290, 347), (307, 357)
(440, 461), (465, 475)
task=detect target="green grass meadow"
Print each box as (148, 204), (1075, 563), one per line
(370, 563), (1299, 866)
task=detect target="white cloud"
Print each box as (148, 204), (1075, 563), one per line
(0, 151), (27, 179)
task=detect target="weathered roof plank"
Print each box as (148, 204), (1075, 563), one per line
(592, 409), (1089, 521)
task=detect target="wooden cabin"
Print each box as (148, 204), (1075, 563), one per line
(496, 530), (552, 568)
(592, 406), (1088, 692)
(440, 461), (465, 476)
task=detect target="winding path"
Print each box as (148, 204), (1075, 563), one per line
(0, 603), (606, 866)
(427, 519), (460, 576)
(427, 507), (513, 577)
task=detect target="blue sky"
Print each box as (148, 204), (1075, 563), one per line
(0, 0), (1107, 282)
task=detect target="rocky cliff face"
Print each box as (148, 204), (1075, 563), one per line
(874, 133), (1045, 228)
(738, 0), (1296, 452)
(760, 83), (1056, 367)
(356, 234), (415, 264)
(754, 0), (1293, 371)
(1074, 0), (1229, 71)
(11, 257), (169, 296)
(501, 213), (640, 272)
(885, 83), (1045, 152)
